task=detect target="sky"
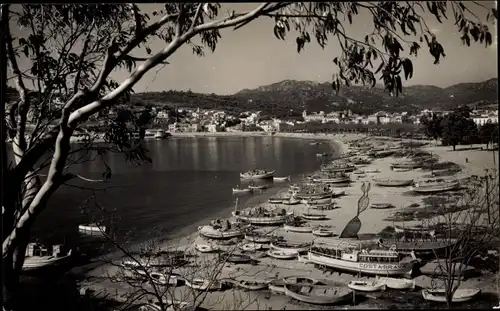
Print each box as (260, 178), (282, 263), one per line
(11, 2), (499, 95)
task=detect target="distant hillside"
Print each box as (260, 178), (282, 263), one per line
(132, 78), (497, 117)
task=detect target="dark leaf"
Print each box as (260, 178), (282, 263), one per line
(374, 61), (385, 75)
(402, 58), (413, 80)
(333, 57), (338, 65)
(395, 75), (403, 95)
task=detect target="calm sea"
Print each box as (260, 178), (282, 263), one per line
(27, 136), (336, 253)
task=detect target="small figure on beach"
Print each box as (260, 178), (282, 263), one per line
(465, 157), (469, 163)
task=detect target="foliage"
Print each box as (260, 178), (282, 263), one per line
(479, 121), (499, 148)
(419, 113), (444, 141)
(440, 106), (480, 150)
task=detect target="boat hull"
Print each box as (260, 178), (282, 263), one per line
(411, 182), (460, 194)
(198, 225), (248, 239)
(284, 284), (352, 305)
(312, 177), (351, 184)
(284, 225), (313, 233)
(422, 289), (481, 303)
(302, 214), (327, 220)
(23, 252), (73, 272)
(378, 277), (415, 290)
(308, 252), (413, 276)
(373, 179), (414, 187)
(232, 212), (293, 225)
(240, 171), (275, 180)
(348, 281), (386, 292)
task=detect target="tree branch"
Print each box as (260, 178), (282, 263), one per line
(73, 19), (95, 94)
(189, 3), (204, 32)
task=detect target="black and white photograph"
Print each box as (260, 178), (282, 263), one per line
(1, 2), (499, 311)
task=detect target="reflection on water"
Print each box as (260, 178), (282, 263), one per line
(31, 136), (337, 251)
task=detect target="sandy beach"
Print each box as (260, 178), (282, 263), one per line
(77, 133), (499, 310)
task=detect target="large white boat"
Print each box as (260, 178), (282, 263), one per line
(307, 239), (417, 276)
(23, 243), (73, 271)
(240, 169), (275, 180)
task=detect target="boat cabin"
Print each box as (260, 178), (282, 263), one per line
(25, 243), (65, 257)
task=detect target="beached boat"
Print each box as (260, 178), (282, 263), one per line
(370, 203), (394, 209)
(392, 167), (412, 172)
(23, 243), (73, 271)
(232, 208), (293, 226)
(240, 169), (275, 180)
(348, 279), (386, 292)
(419, 259), (477, 278)
(78, 223), (108, 235)
(271, 241), (311, 253)
(149, 271), (180, 286)
(390, 162), (422, 170)
(240, 243), (263, 252)
(422, 288), (481, 303)
(302, 213), (328, 220)
(227, 279), (270, 290)
(225, 253), (252, 264)
(244, 231), (272, 244)
(377, 238), (458, 257)
(185, 278), (222, 291)
(284, 277), (352, 305)
(139, 299), (194, 311)
(312, 172), (351, 184)
(198, 221), (250, 239)
(268, 197), (283, 204)
(364, 169), (380, 174)
(310, 203), (337, 211)
(411, 181), (460, 194)
(377, 277), (415, 290)
(373, 178), (414, 187)
(302, 197), (333, 205)
(284, 223), (314, 233)
(267, 249), (298, 259)
(282, 197), (300, 205)
(294, 191), (333, 201)
(248, 184), (267, 190)
(394, 225), (435, 236)
(353, 169), (365, 175)
(232, 187), (252, 194)
(308, 239), (417, 276)
(274, 175), (291, 181)
(312, 227), (335, 237)
(269, 276), (323, 294)
(194, 243), (217, 253)
(321, 164), (356, 173)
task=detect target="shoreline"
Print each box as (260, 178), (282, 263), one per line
(75, 134), (499, 309)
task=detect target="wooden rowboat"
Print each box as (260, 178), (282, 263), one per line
(422, 288), (481, 303)
(348, 279), (386, 292)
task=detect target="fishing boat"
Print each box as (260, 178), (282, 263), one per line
(297, 254), (312, 263)
(23, 243), (73, 271)
(302, 197), (333, 205)
(267, 249), (298, 259)
(282, 197), (300, 205)
(149, 271), (180, 286)
(302, 213), (328, 220)
(78, 223), (108, 235)
(225, 253), (252, 264)
(268, 197), (283, 204)
(240, 243), (263, 252)
(348, 279), (386, 292)
(227, 278), (270, 290)
(271, 241), (311, 253)
(310, 203), (337, 211)
(364, 169), (380, 174)
(390, 162), (422, 170)
(394, 225), (435, 236)
(194, 243), (217, 253)
(422, 288), (481, 303)
(244, 231), (272, 244)
(139, 298), (194, 311)
(284, 277), (352, 305)
(353, 169), (365, 175)
(411, 181), (460, 194)
(284, 222), (314, 233)
(232, 208), (293, 226)
(312, 172), (351, 184)
(248, 184), (267, 190)
(377, 277), (415, 290)
(307, 239), (417, 276)
(294, 190), (333, 201)
(312, 227), (335, 237)
(377, 238), (458, 257)
(392, 167), (412, 172)
(269, 279), (287, 293)
(232, 186), (252, 194)
(240, 169), (275, 180)
(184, 278), (222, 291)
(370, 203), (394, 209)
(321, 164), (356, 173)
(419, 259), (477, 278)
(274, 176), (291, 181)
(373, 178), (414, 187)
(198, 220), (250, 239)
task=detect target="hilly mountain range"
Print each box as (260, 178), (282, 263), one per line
(134, 78), (498, 118)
